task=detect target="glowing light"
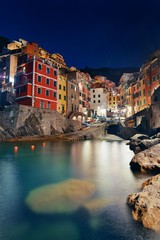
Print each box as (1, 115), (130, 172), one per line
(42, 142), (46, 147)
(14, 146), (18, 153)
(31, 145), (35, 151)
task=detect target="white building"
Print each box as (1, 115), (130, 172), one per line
(90, 87), (108, 117)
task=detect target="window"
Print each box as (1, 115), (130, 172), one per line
(59, 84), (62, 90)
(53, 91), (57, 98)
(146, 79), (150, 86)
(38, 64), (42, 70)
(47, 102), (50, 109)
(93, 100), (96, 103)
(46, 78), (50, 85)
(40, 100), (44, 108)
(54, 70), (57, 76)
(148, 91), (150, 97)
(54, 81), (57, 87)
(63, 86), (66, 91)
(38, 75), (42, 82)
(46, 89), (50, 96)
(46, 67), (50, 74)
(37, 87), (41, 94)
(143, 89), (145, 96)
(93, 95), (95, 98)
(98, 94), (100, 98)
(59, 94), (61, 99)
(64, 95), (66, 100)
(98, 100), (100, 103)
(93, 89), (95, 93)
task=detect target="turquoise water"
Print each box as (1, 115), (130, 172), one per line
(0, 140), (159, 240)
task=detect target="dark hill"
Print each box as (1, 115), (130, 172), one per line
(81, 67), (139, 85)
(0, 36), (10, 53)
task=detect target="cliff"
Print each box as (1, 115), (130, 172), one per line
(0, 105), (82, 141)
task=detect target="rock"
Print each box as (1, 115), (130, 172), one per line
(25, 179), (96, 214)
(107, 123), (139, 140)
(0, 105), (82, 141)
(156, 132), (160, 138)
(128, 138), (160, 154)
(127, 174), (160, 232)
(130, 143), (160, 173)
(130, 134), (150, 140)
(102, 134), (124, 141)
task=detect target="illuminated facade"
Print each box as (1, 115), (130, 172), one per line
(57, 68), (67, 115)
(90, 81), (108, 117)
(14, 54), (58, 110)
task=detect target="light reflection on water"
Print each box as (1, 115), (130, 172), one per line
(0, 140), (159, 240)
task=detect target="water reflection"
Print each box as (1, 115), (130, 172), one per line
(0, 140), (159, 240)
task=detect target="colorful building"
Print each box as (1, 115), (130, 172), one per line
(14, 54), (58, 110)
(57, 68), (67, 115)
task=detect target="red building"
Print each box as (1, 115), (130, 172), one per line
(14, 54), (58, 110)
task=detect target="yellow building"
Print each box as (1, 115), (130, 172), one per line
(57, 69), (67, 115)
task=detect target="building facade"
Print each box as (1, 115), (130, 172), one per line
(14, 54), (58, 110)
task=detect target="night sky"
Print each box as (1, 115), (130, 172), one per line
(1, 0), (160, 69)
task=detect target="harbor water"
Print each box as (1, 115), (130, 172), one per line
(0, 140), (159, 240)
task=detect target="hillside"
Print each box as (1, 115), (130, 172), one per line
(81, 67), (139, 85)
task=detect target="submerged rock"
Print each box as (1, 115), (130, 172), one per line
(83, 197), (111, 213)
(25, 179), (96, 214)
(127, 174), (160, 232)
(130, 143), (160, 173)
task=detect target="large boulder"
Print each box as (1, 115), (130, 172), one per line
(127, 174), (160, 232)
(129, 138), (160, 154)
(130, 143), (160, 173)
(107, 123), (139, 140)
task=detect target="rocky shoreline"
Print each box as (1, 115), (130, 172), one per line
(127, 133), (160, 232)
(4, 123), (107, 142)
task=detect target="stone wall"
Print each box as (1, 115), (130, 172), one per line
(0, 105), (82, 141)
